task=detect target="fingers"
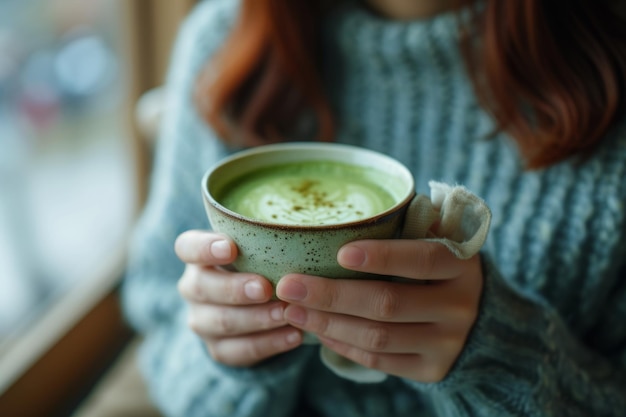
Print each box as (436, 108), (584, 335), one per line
(272, 239), (482, 382)
(282, 301), (461, 382)
(318, 337), (450, 383)
(276, 274), (470, 323)
(178, 264), (273, 305)
(206, 327), (303, 367)
(175, 230), (237, 265)
(281, 301), (465, 383)
(175, 230), (305, 367)
(188, 301), (288, 337)
(283, 305), (448, 354)
(337, 239), (467, 280)
(176, 230), (274, 304)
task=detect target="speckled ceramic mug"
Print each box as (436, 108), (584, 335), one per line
(202, 142), (415, 288)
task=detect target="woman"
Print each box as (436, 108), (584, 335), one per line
(122, 0), (626, 416)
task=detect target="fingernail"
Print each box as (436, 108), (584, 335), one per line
(210, 240), (231, 259)
(285, 331), (302, 345)
(338, 246), (366, 267)
(244, 281), (265, 301)
(284, 306), (307, 326)
(277, 280), (307, 301)
(275, 330), (302, 349)
(270, 305), (284, 321)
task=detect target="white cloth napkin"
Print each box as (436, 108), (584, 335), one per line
(319, 181), (492, 383)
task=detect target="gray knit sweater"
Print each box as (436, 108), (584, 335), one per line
(122, 1), (626, 416)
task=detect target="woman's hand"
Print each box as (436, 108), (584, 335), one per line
(276, 239), (483, 383)
(175, 230), (303, 367)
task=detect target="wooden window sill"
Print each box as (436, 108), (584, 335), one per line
(0, 246), (134, 416)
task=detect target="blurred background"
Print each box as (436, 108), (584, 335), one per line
(0, 0), (131, 348)
(0, 0), (197, 415)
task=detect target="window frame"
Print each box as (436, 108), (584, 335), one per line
(0, 1), (197, 415)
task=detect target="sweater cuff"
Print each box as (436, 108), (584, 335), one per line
(138, 309), (316, 417)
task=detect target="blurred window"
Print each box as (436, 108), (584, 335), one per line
(0, 0), (135, 384)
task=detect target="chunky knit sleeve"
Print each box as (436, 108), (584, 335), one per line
(404, 254), (626, 417)
(121, 1), (315, 416)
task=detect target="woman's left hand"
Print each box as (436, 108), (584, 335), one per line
(276, 239), (484, 383)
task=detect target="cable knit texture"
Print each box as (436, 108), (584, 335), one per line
(122, 1), (626, 416)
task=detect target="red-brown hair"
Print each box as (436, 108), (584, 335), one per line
(196, 0), (626, 168)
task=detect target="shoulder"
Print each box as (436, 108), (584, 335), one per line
(162, 0), (241, 109)
(170, 0), (241, 74)
(179, 0), (240, 44)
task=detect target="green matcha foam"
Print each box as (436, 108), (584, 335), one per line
(217, 161), (397, 225)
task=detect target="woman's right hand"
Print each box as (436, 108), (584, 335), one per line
(175, 230), (303, 367)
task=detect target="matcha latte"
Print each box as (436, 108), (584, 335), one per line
(217, 161), (396, 225)
(202, 142), (415, 287)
